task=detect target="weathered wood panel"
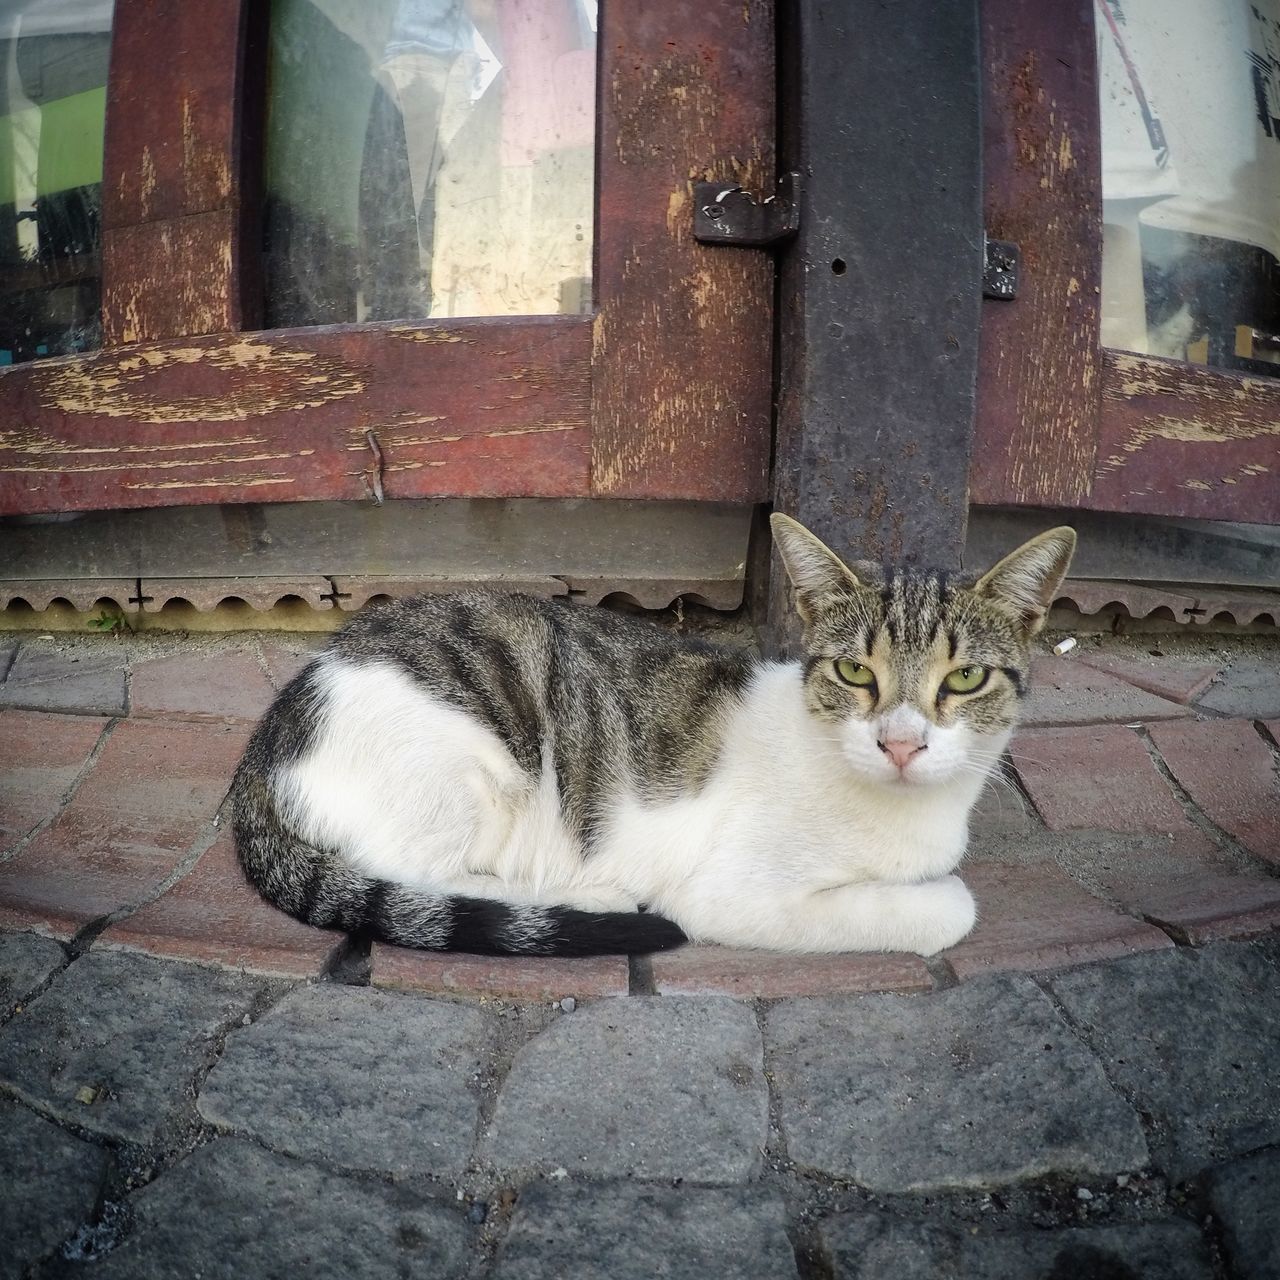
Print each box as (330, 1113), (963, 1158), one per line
(1090, 352), (1280, 522)
(101, 0), (253, 343)
(590, 0), (774, 501)
(971, 0), (1102, 507)
(0, 319), (590, 515)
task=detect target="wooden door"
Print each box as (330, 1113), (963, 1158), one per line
(0, 1), (775, 516)
(972, 0), (1280, 524)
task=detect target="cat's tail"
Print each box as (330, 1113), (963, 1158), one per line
(231, 773), (686, 957)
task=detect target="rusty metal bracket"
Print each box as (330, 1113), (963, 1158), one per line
(694, 172), (801, 247)
(982, 236), (1019, 300)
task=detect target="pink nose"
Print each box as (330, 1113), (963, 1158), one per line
(878, 738), (927, 770)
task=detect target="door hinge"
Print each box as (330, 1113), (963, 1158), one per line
(694, 172), (800, 247)
(982, 236), (1020, 300)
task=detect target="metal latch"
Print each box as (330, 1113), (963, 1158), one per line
(982, 236), (1020, 300)
(694, 172), (801, 247)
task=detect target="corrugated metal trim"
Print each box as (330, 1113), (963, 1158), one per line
(1056, 579), (1280, 627)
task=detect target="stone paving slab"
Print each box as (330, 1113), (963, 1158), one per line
(0, 719), (247, 937)
(1148, 719), (1280, 865)
(767, 975), (1148, 1193)
(85, 1138), (471, 1280)
(1022, 656), (1191, 727)
(1075, 651), (1220, 705)
(0, 709), (105, 852)
(1205, 1148), (1280, 1280)
(198, 984), (493, 1177)
(1048, 939), (1280, 1180)
(1197, 654), (1280, 719)
(650, 945), (932, 997)
(0, 1098), (107, 1280)
(0, 930), (65, 1016)
(99, 832), (343, 978)
(944, 862), (1173, 980)
(0, 949), (260, 1144)
(129, 649), (278, 722)
(820, 1214), (1212, 1279)
(0, 644), (127, 716)
(493, 1182), (798, 1280)
(372, 945), (629, 1001)
(483, 997), (767, 1183)
(1011, 725), (1214, 852)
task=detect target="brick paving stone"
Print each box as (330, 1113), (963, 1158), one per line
(483, 997), (767, 1183)
(650, 946), (932, 998)
(198, 984), (492, 1178)
(88, 1138), (470, 1280)
(968, 777), (1039, 837)
(1049, 939), (1280, 1180)
(820, 1215), (1212, 1279)
(1197, 655), (1280, 720)
(1076, 651), (1220, 705)
(492, 1183), (798, 1280)
(259, 638), (324, 690)
(767, 975), (1148, 1193)
(0, 1098), (107, 1280)
(1021, 655), (1190, 727)
(99, 832), (343, 978)
(371, 945), (629, 1000)
(1011, 725), (1214, 853)
(1148, 720), (1280, 864)
(944, 862), (1172, 980)
(0, 710), (105, 852)
(130, 649), (277, 722)
(0, 931), (65, 1016)
(1116, 871), (1280, 945)
(1206, 1148), (1280, 1280)
(0, 949), (260, 1144)
(0, 719), (247, 937)
(0, 644), (127, 716)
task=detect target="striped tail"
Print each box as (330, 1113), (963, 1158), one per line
(232, 779), (685, 957)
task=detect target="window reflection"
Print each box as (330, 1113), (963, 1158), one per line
(0, 0), (113, 366)
(263, 0), (596, 329)
(1097, 0), (1280, 374)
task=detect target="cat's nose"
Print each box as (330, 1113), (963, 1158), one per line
(878, 738), (927, 770)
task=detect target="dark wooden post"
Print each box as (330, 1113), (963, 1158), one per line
(766, 0), (984, 654)
(100, 0), (262, 345)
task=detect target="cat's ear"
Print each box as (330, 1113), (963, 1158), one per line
(770, 513), (862, 622)
(975, 527), (1076, 635)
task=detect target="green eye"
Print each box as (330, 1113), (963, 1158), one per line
(834, 659), (876, 687)
(943, 665), (988, 695)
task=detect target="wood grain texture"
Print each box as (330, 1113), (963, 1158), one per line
(101, 0), (251, 343)
(971, 0), (1102, 507)
(590, 0), (774, 501)
(1091, 351), (1280, 521)
(0, 318), (590, 515)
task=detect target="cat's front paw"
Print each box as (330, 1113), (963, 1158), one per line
(563, 886), (641, 915)
(905, 874), (976, 957)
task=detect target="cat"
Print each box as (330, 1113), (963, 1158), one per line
(231, 514), (1075, 958)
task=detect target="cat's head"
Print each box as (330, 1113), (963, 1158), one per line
(771, 514), (1076, 789)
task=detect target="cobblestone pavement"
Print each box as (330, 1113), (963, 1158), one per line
(1, 628), (1278, 1277)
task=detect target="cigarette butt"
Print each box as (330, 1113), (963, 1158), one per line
(1053, 637), (1077, 656)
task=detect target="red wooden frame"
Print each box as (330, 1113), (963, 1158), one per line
(973, 0), (1280, 523)
(0, 0), (775, 516)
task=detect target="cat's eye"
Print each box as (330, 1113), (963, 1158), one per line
(834, 659), (876, 688)
(943, 665), (988, 695)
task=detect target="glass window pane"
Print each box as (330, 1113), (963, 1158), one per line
(263, 0), (596, 328)
(0, 0), (113, 366)
(1097, 1), (1280, 375)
